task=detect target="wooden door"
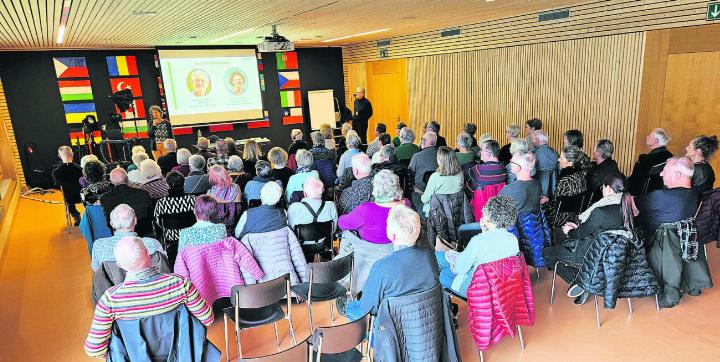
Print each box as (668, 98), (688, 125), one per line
(365, 59), (408, 141)
(660, 52), (720, 187)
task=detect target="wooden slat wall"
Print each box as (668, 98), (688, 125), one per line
(405, 33), (645, 174)
(0, 77), (26, 188)
(344, 62), (367, 109)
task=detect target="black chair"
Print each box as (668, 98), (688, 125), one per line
(457, 222), (483, 251)
(311, 313), (370, 361)
(398, 158), (410, 167)
(216, 201), (243, 233)
(157, 210), (196, 265)
(291, 253), (354, 330)
(294, 221), (335, 262)
(422, 170), (434, 185)
(223, 274), (297, 361)
(241, 336), (311, 362)
(248, 199), (262, 209)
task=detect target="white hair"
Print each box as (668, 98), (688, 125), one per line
(131, 146), (146, 154)
(346, 131), (361, 149)
(399, 127), (415, 144)
(131, 152), (149, 167)
(176, 148), (191, 164)
(652, 128), (671, 146)
(386, 205), (420, 246)
(268, 147), (288, 168)
(378, 144), (395, 162)
(114, 236), (148, 270)
(110, 204), (137, 231)
(510, 138), (532, 155)
(421, 131), (437, 148)
(372, 170), (402, 202)
(533, 130), (549, 145)
(506, 124), (521, 138)
(457, 132), (473, 149)
(669, 157), (694, 178)
(478, 133), (493, 145)
(295, 149), (314, 169)
(163, 139), (177, 152)
(139, 159), (162, 180)
(260, 181), (283, 205)
(310, 131), (325, 146)
(228, 155), (244, 172)
(80, 154), (99, 168)
(351, 153), (372, 174)
(189, 154), (205, 171)
(514, 150), (536, 172)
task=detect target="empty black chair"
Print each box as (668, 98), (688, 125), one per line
(457, 222), (483, 251)
(311, 313), (370, 361)
(157, 210), (196, 265)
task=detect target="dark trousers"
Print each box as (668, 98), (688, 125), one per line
(67, 202), (80, 219)
(542, 238), (589, 284)
(354, 121), (368, 145)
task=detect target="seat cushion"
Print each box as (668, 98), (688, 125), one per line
(292, 282), (347, 302)
(313, 348), (364, 362)
(223, 304), (285, 328)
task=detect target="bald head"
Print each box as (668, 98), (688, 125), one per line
(114, 236), (150, 272)
(661, 156), (694, 189)
(109, 167), (129, 186)
(351, 153), (372, 179)
(303, 176), (324, 199)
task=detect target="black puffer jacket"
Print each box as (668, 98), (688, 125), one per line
(427, 191), (474, 249)
(696, 188), (720, 246)
(576, 231), (660, 309)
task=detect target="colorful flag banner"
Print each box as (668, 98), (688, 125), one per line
(63, 103), (97, 124)
(280, 90), (301, 107)
(69, 130), (102, 145)
(278, 71), (300, 89)
(106, 55), (138, 76)
(258, 59), (264, 72)
(109, 77), (142, 96)
(115, 99), (146, 120)
(259, 74), (265, 91)
(120, 122), (149, 139)
(57, 79), (93, 101)
(54, 57), (89, 78)
(276, 52), (298, 69)
(209, 124), (234, 132)
(158, 76), (164, 96)
(282, 107), (303, 125)
(173, 127), (194, 135)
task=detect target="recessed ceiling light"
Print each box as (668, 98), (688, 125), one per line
(56, 0), (71, 44)
(209, 28), (255, 43)
(321, 28), (391, 43)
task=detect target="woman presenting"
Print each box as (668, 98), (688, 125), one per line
(147, 105), (174, 160)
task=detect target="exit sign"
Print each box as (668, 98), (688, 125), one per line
(708, 3), (720, 20)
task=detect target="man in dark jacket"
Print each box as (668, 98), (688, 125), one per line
(194, 137), (217, 162)
(586, 139), (620, 204)
(156, 139), (179, 175)
(372, 144), (413, 198)
(628, 128), (673, 195)
(52, 146), (83, 225)
(425, 120), (447, 147)
(409, 131), (439, 212)
(100, 168), (152, 236)
(352, 87), (373, 144)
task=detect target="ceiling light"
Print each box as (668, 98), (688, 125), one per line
(210, 28), (256, 43)
(321, 28), (391, 43)
(132, 10), (159, 16)
(56, 0), (71, 44)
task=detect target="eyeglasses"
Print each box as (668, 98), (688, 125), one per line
(509, 161), (522, 170)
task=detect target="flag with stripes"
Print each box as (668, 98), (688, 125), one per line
(276, 52), (298, 69)
(63, 103), (97, 124)
(278, 71), (300, 89)
(280, 90), (301, 107)
(69, 130), (102, 145)
(58, 80), (93, 101)
(282, 107), (303, 125)
(121, 122), (149, 138)
(106, 55), (138, 76)
(54, 57), (89, 78)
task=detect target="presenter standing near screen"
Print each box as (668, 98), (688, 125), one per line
(147, 105), (174, 160)
(352, 87), (373, 144)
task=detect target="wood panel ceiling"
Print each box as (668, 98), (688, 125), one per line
(0, 0), (593, 49)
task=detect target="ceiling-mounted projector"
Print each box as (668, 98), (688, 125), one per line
(258, 25), (294, 52)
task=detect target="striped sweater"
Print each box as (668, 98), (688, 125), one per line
(84, 270), (213, 358)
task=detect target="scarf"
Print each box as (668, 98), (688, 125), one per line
(125, 266), (161, 282)
(578, 192), (623, 223)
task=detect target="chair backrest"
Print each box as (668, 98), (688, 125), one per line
(398, 158), (410, 167)
(308, 252), (353, 284)
(312, 314), (369, 355)
(159, 211), (196, 231)
(295, 221), (334, 246)
(247, 199), (262, 209)
(458, 222), (482, 251)
(241, 336), (311, 362)
(230, 273), (289, 309)
(422, 170), (434, 184)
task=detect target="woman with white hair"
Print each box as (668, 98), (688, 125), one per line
(138, 159), (169, 199)
(127, 146), (146, 172)
(171, 148), (192, 177)
(227, 155), (252, 191)
(396, 127), (421, 162)
(268, 147), (295, 189)
(235, 181), (288, 239)
(499, 124), (521, 165)
(338, 170), (410, 244)
(337, 131), (362, 178)
(128, 152), (149, 185)
(285, 149), (320, 203)
(79, 154), (100, 187)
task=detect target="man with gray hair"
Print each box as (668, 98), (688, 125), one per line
(244, 160), (283, 203)
(287, 176), (338, 244)
(157, 138), (179, 175)
(629, 128), (674, 195)
(342, 205), (439, 320)
(90, 204), (164, 271)
(100, 167), (152, 236)
(207, 139), (230, 169)
(532, 130), (559, 197)
(409, 131), (439, 211)
(338, 153), (374, 214)
(586, 139), (620, 203)
(499, 150), (543, 213)
(184, 154), (211, 194)
(194, 136), (216, 162)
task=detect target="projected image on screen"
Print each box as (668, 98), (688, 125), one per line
(158, 49), (264, 126)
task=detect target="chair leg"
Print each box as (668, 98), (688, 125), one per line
(535, 267), (541, 280)
(550, 262), (559, 305)
(287, 316), (297, 345)
(594, 295), (601, 328)
(627, 298), (633, 315)
(704, 244), (708, 261)
(223, 314), (229, 362)
(330, 299), (335, 324)
(655, 294), (660, 311)
(479, 350), (484, 362)
(236, 326), (242, 359)
(307, 300), (314, 331)
(517, 325), (525, 350)
(274, 322), (280, 348)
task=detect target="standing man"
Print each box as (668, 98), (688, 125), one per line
(52, 146), (83, 226)
(352, 87), (373, 144)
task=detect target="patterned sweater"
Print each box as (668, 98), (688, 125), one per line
(84, 269), (213, 358)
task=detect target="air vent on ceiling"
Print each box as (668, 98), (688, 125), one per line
(376, 39), (391, 47)
(539, 9), (570, 22)
(440, 28), (461, 37)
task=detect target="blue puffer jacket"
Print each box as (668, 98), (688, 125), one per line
(79, 204), (112, 255)
(508, 211), (552, 267)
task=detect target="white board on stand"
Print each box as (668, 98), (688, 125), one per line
(308, 89), (335, 130)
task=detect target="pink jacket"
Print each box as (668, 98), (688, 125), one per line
(174, 237), (264, 305)
(466, 254), (535, 351)
(471, 183), (505, 220)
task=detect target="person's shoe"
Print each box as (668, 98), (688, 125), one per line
(73, 217), (81, 226)
(574, 292), (589, 305)
(687, 289), (702, 296)
(567, 284), (585, 298)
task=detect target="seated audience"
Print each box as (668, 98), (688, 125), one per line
(499, 124), (521, 165)
(137, 159), (169, 200)
(337, 123), (353, 155)
(586, 139), (619, 203)
(506, 138), (534, 183)
(156, 139), (178, 175)
(320, 123), (336, 150)
(225, 137), (242, 157)
(227, 155), (252, 192)
(287, 129), (308, 157)
(287, 176), (338, 243)
(178, 195), (226, 251)
(91, 204), (164, 271)
(207, 165), (242, 203)
(100, 168), (152, 235)
(127, 152), (149, 185)
(543, 172), (633, 304)
(372, 144), (412, 197)
(636, 157), (698, 236)
(337, 131), (363, 177)
(370, 134), (392, 164)
(425, 120), (447, 147)
(285, 149), (320, 202)
(242, 139), (265, 176)
(466, 140), (507, 191)
(184, 155), (211, 195)
(154, 171), (196, 244)
(79, 154), (100, 187)
(52, 146), (83, 225)
(546, 145), (590, 228)
(366, 123), (388, 158)
(409, 131), (440, 210)
(268, 147), (295, 189)
(499, 150), (542, 213)
(127, 147), (145, 172)
(685, 135), (718, 194)
(309, 131), (337, 187)
(455, 132), (476, 166)
(194, 137), (216, 162)
(396, 127), (421, 162)
(338, 170), (409, 244)
(531, 130), (559, 197)
(563, 129), (584, 149)
(84, 236), (212, 359)
(338, 153), (374, 214)
(421, 146), (464, 216)
(525, 118), (543, 138)
(81, 161), (113, 205)
(171, 148), (192, 177)
(207, 139), (230, 169)
(391, 122), (406, 147)
(235, 182), (287, 239)
(629, 128), (674, 196)
(244, 160), (281, 203)
(436, 195), (519, 297)
(344, 205), (439, 320)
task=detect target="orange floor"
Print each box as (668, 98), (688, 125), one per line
(1, 192), (719, 361)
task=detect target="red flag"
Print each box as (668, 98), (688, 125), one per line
(109, 78), (142, 96)
(209, 124), (234, 132)
(247, 121), (270, 129)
